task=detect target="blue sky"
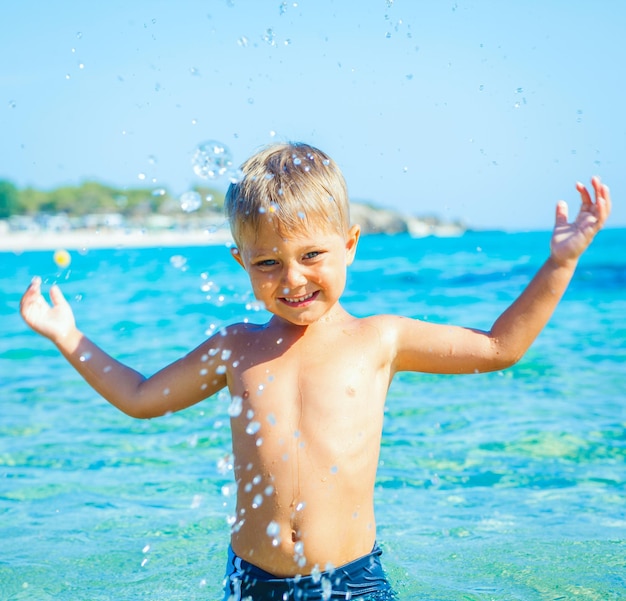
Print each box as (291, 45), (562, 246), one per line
(2, 0), (624, 230)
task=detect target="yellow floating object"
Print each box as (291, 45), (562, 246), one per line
(53, 249), (72, 268)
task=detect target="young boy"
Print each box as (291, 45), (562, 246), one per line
(20, 143), (611, 600)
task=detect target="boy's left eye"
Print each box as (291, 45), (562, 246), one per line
(303, 251), (321, 260)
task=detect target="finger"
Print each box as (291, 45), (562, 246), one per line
(25, 275), (42, 295)
(555, 200), (569, 225)
(575, 181), (593, 209)
(600, 182), (612, 216)
(590, 176), (612, 226)
(20, 276), (42, 309)
(49, 284), (68, 307)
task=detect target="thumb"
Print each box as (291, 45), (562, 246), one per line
(555, 200), (569, 226)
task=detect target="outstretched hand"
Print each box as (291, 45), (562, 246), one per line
(551, 176), (612, 265)
(20, 277), (77, 343)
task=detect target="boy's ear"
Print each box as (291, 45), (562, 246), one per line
(230, 246), (246, 269)
(345, 224), (361, 266)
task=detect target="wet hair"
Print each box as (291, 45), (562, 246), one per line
(224, 142), (350, 246)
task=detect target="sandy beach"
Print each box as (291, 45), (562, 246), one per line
(0, 227), (234, 253)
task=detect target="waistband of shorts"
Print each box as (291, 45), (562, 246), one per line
(227, 541), (383, 581)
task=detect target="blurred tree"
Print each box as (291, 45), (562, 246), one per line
(1, 180), (226, 217)
(0, 180), (19, 218)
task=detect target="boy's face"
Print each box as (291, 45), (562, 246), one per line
(232, 220), (360, 326)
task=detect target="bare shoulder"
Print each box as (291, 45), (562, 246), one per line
(358, 313), (420, 341)
(344, 314), (404, 362)
(214, 321), (269, 348)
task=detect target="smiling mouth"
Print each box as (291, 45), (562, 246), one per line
(279, 291), (319, 306)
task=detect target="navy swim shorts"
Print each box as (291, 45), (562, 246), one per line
(223, 542), (395, 600)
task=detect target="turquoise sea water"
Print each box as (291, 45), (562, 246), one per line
(1, 229), (625, 600)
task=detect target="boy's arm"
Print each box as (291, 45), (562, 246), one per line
(20, 277), (228, 418)
(392, 177), (612, 375)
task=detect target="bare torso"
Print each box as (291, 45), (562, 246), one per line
(223, 311), (394, 576)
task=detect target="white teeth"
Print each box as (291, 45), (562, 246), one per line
(284, 292), (314, 303)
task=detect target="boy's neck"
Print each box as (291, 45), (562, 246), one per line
(268, 303), (354, 333)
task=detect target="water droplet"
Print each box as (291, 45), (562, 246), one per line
(265, 485), (274, 496)
(252, 494), (263, 508)
(218, 454), (234, 475)
(179, 190), (202, 212)
(221, 349), (232, 360)
(321, 577), (332, 600)
(246, 421), (261, 435)
(221, 482), (236, 496)
(191, 140), (232, 179)
(142, 544), (150, 553)
(216, 365), (226, 375)
(295, 501), (306, 512)
(169, 254), (187, 269)
(263, 28), (276, 46)
(330, 465), (338, 474)
(152, 188), (166, 196)
(266, 520), (280, 537)
(311, 565), (321, 583)
(79, 352), (92, 362)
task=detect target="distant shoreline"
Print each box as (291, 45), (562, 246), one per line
(0, 228), (234, 252)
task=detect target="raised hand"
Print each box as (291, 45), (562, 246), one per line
(20, 276), (77, 343)
(550, 176), (612, 265)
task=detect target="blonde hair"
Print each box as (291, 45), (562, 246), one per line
(225, 142), (350, 246)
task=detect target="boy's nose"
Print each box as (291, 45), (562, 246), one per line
(281, 263), (307, 288)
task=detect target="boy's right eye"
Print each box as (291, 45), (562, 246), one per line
(255, 259), (278, 267)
